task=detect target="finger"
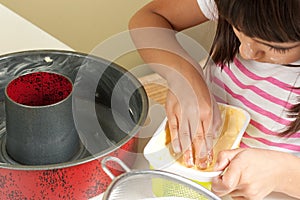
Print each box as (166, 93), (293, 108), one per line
(202, 107), (214, 157)
(195, 116), (214, 169)
(214, 148), (245, 171)
(230, 192), (247, 199)
(187, 107), (200, 144)
(188, 112), (206, 169)
(212, 158), (242, 196)
(211, 176), (232, 196)
(167, 115), (181, 153)
(165, 92), (181, 154)
(230, 190), (247, 198)
(179, 118), (194, 167)
(205, 129), (214, 166)
(193, 122), (208, 169)
(182, 146), (194, 167)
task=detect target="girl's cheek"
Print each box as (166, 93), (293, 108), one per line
(269, 53), (300, 65)
(268, 56), (282, 63)
(239, 43), (254, 60)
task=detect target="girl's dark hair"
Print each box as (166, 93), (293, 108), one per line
(209, 0), (300, 136)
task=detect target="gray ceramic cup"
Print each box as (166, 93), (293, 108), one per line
(5, 71), (79, 165)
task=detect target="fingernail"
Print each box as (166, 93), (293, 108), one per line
(196, 158), (208, 169)
(183, 151), (194, 167)
(186, 157), (194, 167)
(172, 140), (181, 153)
(172, 145), (181, 154)
(200, 161), (208, 169)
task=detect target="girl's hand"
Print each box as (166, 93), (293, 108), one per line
(165, 73), (222, 169)
(211, 148), (291, 200)
(128, 0), (218, 170)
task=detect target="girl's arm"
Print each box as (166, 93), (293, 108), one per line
(212, 148), (300, 199)
(129, 0), (209, 83)
(129, 0), (222, 169)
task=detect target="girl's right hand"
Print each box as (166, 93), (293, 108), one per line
(128, 0), (221, 169)
(165, 73), (222, 169)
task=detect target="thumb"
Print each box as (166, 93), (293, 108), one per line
(214, 148), (244, 171)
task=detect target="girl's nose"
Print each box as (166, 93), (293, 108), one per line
(239, 41), (264, 60)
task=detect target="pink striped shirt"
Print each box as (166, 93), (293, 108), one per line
(205, 55), (300, 156)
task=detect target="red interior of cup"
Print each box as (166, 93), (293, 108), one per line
(6, 72), (73, 106)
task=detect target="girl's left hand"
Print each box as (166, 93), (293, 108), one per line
(211, 148), (287, 200)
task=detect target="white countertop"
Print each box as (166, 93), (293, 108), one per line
(0, 3), (72, 55)
(0, 3), (297, 200)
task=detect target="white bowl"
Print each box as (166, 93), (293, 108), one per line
(144, 103), (250, 183)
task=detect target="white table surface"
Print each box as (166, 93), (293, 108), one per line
(0, 3), (297, 200)
(0, 3), (72, 55)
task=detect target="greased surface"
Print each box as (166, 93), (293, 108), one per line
(165, 105), (247, 171)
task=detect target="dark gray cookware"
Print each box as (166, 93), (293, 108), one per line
(0, 50), (148, 199)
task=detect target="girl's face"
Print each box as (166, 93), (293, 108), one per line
(233, 27), (300, 65)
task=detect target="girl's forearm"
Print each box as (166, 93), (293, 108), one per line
(128, 0), (208, 83)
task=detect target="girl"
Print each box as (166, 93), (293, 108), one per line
(129, 0), (300, 199)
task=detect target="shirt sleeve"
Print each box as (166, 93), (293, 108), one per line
(196, 0), (218, 21)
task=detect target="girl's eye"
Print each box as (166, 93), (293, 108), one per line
(269, 46), (291, 54)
